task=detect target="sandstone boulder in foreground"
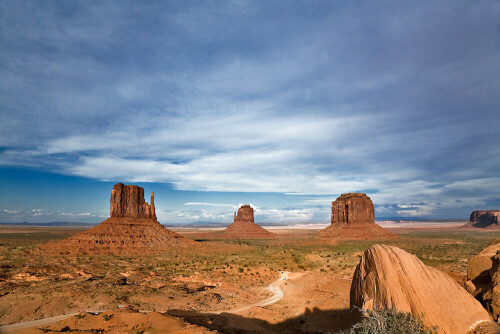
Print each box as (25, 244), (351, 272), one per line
(467, 238), (500, 321)
(351, 244), (495, 334)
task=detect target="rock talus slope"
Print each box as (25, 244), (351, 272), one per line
(351, 244), (495, 334)
(224, 205), (275, 239)
(467, 238), (500, 322)
(41, 184), (193, 254)
(318, 193), (395, 240)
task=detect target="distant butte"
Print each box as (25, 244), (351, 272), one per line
(223, 205), (276, 239)
(318, 193), (396, 240)
(461, 210), (500, 229)
(42, 183), (194, 254)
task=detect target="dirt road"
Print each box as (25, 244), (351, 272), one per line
(221, 271), (305, 314)
(0, 312), (79, 333)
(0, 271), (300, 333)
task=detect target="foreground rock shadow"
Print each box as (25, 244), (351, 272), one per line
(168, 307), (353, 334)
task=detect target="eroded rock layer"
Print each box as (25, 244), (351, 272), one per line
(318, 193), (395, 240)
(331, 193), (374, 224)
(467, 238), (500, 321)
(224, 205), (275, 239)
(42, 184), (193, 254)
(110, 183), (156, 219)
(351, 244), (494, 334)
(462, 211), (500, 229)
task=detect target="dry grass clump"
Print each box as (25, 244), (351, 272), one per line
(338, 308), (438, 334)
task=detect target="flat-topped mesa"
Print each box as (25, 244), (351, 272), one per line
(462, 210), (500, 229)
(471, 210), (500, 228)
(318, 192), (395, 240)
(470, 210), (500, 222)
(331, 193), (374, 225)
(110, 183), (156, 220)
(234, 204), (254, 222)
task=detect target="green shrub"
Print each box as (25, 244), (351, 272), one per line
(338, 308), (438, 334)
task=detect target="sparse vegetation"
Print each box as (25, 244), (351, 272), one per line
(1, 226), (499, 331)
(337, 308), (438, 334)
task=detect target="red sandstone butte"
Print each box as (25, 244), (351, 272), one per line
(110, 183), (156, 219)
(461, 210), (500, 229)
(318, 193), (395, 240)
(42, 183), (193, 254)
(224, 205), (275, 239)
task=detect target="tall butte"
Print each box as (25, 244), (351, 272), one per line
(44, 183), (193, 254)
(223, 205), (275, 239)
(318, 193), (395, 240)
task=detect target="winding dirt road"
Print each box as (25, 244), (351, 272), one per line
(0, 271), (301, 333)
(220, 271), (291, 314)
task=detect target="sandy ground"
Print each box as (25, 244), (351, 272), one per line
(168, 270), (353, 333)
(1, 224), (499, 333)
(0, 271), (300, 333)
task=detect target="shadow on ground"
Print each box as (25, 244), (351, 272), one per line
(168, 307), (353, 334)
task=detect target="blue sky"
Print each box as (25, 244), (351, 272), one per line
(1, 1), (499, 224)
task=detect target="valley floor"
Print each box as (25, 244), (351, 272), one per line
(0, 225), (498, 333)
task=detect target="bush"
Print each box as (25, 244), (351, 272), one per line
(338, 308), (438, 334)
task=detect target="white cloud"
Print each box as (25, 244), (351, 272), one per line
(184, 202), (237, 208)
(1, 1), (499, 220)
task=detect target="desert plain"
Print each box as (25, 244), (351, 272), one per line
(1, 222), (499, 333)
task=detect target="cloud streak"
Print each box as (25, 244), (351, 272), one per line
(0, 1), (499, 220)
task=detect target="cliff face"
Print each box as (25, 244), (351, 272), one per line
(467, 238), (500, 321)
(318, 193), (395, 240)
(331, 193), (375, 225)
(110, 183), (156, 220)
(234, 204), (254, 222)
(466, 210), (500, 229)
(351, 244), (494, 334)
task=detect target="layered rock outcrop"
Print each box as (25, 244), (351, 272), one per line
(351, 244), (495, 334)
(462, 211), (500, 229)
(110, 183), (156, 219)
(467, 238), (500, 321)
(224, 205), (275, 239)
(43, 183), (192, 254)
(318, 193), (395, 240)
(331, 192), (374, 224)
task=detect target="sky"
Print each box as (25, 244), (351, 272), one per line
(0, 1), (499, 224)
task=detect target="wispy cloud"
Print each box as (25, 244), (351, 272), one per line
(0, 208), (99, 222)
(184, 202), (237, 208)
(0, 1), (499, 219)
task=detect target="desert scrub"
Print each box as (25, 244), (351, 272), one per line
(337, 308), (437, 334)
